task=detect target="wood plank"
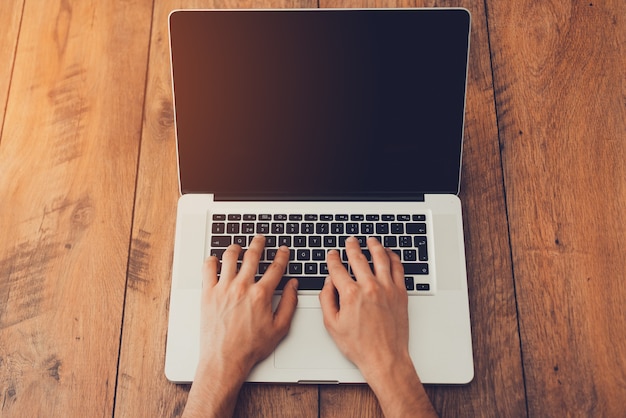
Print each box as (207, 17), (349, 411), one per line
(0, 0), (24, 131)
(486, 0), (626, 416)
(113, 2), (319, 417)
(0, 0), (153, 416)
(315, 1), (527, 417)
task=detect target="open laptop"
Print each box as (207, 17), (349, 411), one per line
(165, 8), (474, 384)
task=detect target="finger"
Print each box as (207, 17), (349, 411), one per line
(387, 248), (406, 289)
(319, 276), (339, 331)
(326, 249), (354, 291)
(273, 278), (299, 336)
(345, 236), (374, 281)
(238, 235), (265, 281)
(220, 244), (242, 281)
(259, 245), (290, 290)
(368, 237), (391, 280)
(202, 256), (219, 289)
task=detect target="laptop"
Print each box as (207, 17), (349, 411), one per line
(165, 8), (474, 384)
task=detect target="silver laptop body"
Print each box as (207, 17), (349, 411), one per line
(165, 8), (474, 384)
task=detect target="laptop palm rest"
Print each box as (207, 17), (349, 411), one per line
(273, 299), (356, 370)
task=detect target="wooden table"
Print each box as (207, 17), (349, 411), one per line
(1, 1), (624, 416)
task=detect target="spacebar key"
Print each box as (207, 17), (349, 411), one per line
(277, 276), (325, 290)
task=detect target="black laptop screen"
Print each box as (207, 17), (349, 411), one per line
(169, 9), (470, 198)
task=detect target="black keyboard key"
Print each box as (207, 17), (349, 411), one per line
(323, 236), (336, 247)
(212, 214), (226, 221)
(320, 214), (333, 221)
(259, 262), (271, 274)
(296, 249), (310, 260)
(320, 263), (329, 274)
(335, 214), (349, 221)
(243, 214), (256, 220)
(257, 223), (270, 234)
(211, 236), (231, 247)
(415, 236), (428, 261)
(227, 223), (240, 234)
(301, 223), (314, 234)
(376, 223), (389, 234)
(242, 223), (255, 234)
(416, 283), (430, 291)
(212, 222), (225, 234)
(351, 214), (364, 221)
(287, 223), (299, 234)
(398, 214), (410, 221)
(308, 236), (322, 247)
(403, 263), (429, 275)
(413, 214), (426, 221)
(208, 248), (226, 258)
(289, 263), (303, 275)
(274, 214), (288, 221)
(331, 223), (344, 234)
(361, 223), (374, 235)
(399, 236), (412, 247)
(259, 214), (272, 221)
(346, 223), (359, 234)
(382, 214), (395, 221)
(403, 249), (417, 261)
(266, 248), (278, 260)
(391, 223), (404, 234)
(384, 236), (397, 247)
(265, 236), (277, 247)
(289, 214), (303, 221)
(233, 236), (247, 246)
(294, 236), (307, 247)
(339, 236), (348, 247)
(355, 236), (367, 247)
(316, 223), (330, 234)
(406, 223), (427, 234)
(366, 214), (379, 221)
(405, 276), (415, 291)
(278, 236), (292, 247)
(228, 214), (241, 221)
(341, 250), (349, 261)
(304, 263), (317, 274)
(272, 223), (285, 234)
(278, 276), (325, 290)
(306, 214), (319, 221)
(312, 250), (325, 260)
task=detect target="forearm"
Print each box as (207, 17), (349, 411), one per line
(182, 358), (250, 418)
(363, 355), (438, 418)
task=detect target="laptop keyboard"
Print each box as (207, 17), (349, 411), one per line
(207, 213), (432, 294)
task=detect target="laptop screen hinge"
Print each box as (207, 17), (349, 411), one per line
(213, 194), (426, 202)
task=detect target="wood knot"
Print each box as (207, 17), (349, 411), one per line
(70, 198), (95, 229)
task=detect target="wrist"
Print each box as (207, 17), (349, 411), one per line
(183, 356), (251, 418)
(362, 353), (438, 418)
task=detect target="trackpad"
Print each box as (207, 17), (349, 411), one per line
(274, 308), (356, 369)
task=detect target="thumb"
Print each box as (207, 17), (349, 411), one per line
(319, 276), (339, 331)
(273, 278), (299, 336)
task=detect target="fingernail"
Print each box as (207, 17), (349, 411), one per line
(292, 279), (299, 290)
(346, 236), (357, 242)
(279, 245), (289, 252)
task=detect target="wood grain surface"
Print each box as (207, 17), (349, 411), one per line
(0, 0), (624, 417)
(0, 0), (153, 416)
(487, 0), (626, 416)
